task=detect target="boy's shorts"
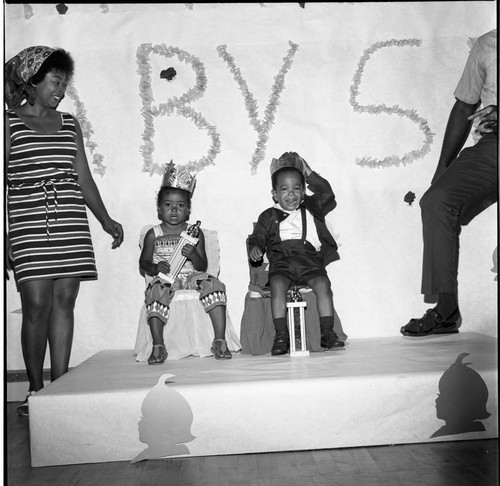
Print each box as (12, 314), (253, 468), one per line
(268, 240), (328, 284)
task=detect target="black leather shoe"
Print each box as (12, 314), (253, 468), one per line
(271, 333), (290, 355)
(320, 330), (345, 349)
(401, 308), (461, 336)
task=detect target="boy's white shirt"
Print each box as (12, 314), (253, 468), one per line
(273, 203), (322, 251)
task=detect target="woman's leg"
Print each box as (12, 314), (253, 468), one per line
(48, 278), (81, 382)
(19, 280), (54, 392)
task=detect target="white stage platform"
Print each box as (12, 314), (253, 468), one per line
(29, 332), (497, 467)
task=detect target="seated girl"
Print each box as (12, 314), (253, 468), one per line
(139, 163), (238, 364)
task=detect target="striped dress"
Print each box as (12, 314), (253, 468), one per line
(7, 109), (98, 285)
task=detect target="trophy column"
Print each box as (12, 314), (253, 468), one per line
(159, 221), (201, 284)
(286, 285), (309, 357)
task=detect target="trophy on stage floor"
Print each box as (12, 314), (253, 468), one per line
(159, 221), (201, 284)
(286, 284), (309, 357)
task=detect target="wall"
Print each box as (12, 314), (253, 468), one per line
(3, 2), (497, 371)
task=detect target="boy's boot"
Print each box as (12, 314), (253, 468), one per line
(271, 317), (290, 355)
(320, 316), (344, 349)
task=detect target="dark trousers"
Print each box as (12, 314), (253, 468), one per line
(420, 133), (498, 303)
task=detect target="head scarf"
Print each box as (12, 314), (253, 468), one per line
(4, 45), (56, 108)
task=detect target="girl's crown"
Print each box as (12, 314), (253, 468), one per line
(270, 152), (305, 177)
(161, 160), (197, 194)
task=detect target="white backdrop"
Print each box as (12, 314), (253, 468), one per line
(3, 2), (497, 371)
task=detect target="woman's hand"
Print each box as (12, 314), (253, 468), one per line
(5, 238), (14, 280)
(101, 217), (124, 249)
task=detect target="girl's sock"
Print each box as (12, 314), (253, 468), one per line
(273, 317), (288, 335)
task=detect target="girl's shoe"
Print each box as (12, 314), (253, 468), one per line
(17, 390), (36, 417)
(148, 344), (168, 365)
(211, 339), (232, 360)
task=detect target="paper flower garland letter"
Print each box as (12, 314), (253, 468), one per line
(349, 38), (434, 169)
(137, 44), (221, 177)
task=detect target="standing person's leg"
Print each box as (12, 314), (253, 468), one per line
(402, 135), (497, 336)
(18, 279), (54, 415)
(269, 274), (291, 355)
(48, 277), (80, 381)
(308, 275), (344, 349)
(19, 280), (54, 392)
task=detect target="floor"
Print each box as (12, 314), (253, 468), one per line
(4, 402), (498, 486)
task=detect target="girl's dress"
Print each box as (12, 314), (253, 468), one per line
(134, 225), (241, 361)
(7, 110), (97, 285)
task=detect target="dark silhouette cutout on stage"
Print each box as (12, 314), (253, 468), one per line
(431, 353), (490, 438)
(132, 373), (195, 462)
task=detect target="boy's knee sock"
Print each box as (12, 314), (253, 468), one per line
(436, 293), (458, 318)
(319, 316), (335, 334)
(273, 317), (288, 335)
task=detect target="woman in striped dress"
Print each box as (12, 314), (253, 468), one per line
(5, 46), (124, 416)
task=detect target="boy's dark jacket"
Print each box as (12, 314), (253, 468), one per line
(247, 171), (339, 266)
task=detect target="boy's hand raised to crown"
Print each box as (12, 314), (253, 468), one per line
(301, 157), (313, 177)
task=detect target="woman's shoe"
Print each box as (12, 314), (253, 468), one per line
(148, 344), (168, 365)
(17, 390), (36, 417)
(211, 339), (232, 360)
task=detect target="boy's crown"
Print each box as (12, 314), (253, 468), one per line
(270, 152), (305, 177)
(161, 160), (197, 194)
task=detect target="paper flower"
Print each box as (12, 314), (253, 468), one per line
(23, 4), (34, 19)
(56, 3), (68, 14)
(136, 44), (221, 177)
(160, 67), (177, 81)
(217, 41), (299, 174)
(350, 38), (434, 168)
(404, 191), (416, 205)
(66, 81), (107, 176)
